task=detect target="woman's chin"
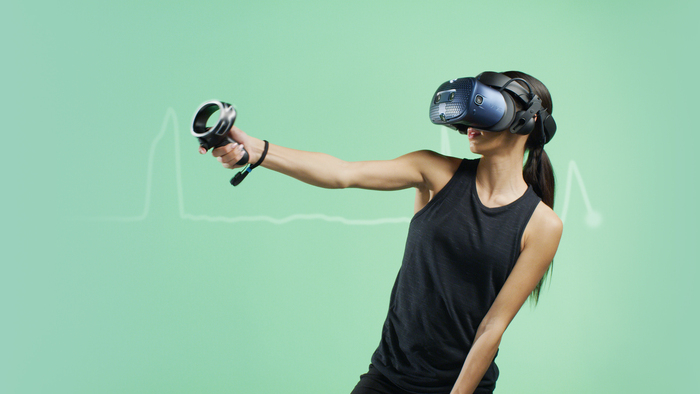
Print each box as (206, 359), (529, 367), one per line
(468, 140), (482, 154)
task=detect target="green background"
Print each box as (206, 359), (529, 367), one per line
(2, 0), (698, 392)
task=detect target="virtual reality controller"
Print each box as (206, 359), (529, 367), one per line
(191, 100), (250, 186)
(191, 100), (249, 161)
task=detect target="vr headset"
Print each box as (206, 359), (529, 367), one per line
(429, 72), (556, 144)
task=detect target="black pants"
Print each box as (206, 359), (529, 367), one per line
(350, 364), (495, 394)
(350, 365), (415, 394)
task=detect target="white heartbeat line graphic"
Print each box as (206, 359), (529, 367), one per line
(559, 160), (602, 227)
(80, 108), (600, 227)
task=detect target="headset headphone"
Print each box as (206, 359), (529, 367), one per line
(429, 71), (556, 145)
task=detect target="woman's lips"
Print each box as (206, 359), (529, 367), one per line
(467, 128), (483, 139)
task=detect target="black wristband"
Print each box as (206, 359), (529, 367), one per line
(231, 140), (269, 187)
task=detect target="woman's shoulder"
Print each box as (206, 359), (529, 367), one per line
(408, 150), (465, 171)
(526, 202), (564, 243)
(517, 201), (562, 254)
(408, 150), (465, 187)
(409, 151), (466, 213)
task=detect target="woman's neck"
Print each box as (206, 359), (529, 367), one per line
(475, 152), (528, 207)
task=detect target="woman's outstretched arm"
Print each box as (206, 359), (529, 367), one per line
(201, 125), (461, 192)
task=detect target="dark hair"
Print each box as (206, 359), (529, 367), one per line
(502, 71), (555, 305)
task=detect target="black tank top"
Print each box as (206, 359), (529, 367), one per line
(371, 158), (541, 393)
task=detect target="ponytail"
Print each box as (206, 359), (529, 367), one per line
(523, 143), (555, 305)
(523, 145), (555, 209)
(503, 70), (556, 305)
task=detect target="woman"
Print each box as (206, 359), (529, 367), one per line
(199, 71), (563, 394)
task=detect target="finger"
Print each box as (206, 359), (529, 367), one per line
(212, 143), (237, 158)
(221, 146), (244, 169)
(199, 146), (208, 154)
(220, 144), (245, 165)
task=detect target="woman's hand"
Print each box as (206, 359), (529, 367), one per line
(198, 126), (259, 169)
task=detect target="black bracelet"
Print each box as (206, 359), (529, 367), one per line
(231, 140), (269, 187)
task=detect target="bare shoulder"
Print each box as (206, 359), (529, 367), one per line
(408, 150), (463, 190)
(531, 202), (563, 232)
(409, 151), (463, 213)
(522, 201), (563, 253)
(407, 149), (462, 167)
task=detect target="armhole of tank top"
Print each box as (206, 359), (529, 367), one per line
(411, 159), (471, 223)
(513, 196), (543, 264)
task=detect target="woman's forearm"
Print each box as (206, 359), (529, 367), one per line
(450, 329), (502, 394)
